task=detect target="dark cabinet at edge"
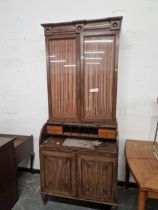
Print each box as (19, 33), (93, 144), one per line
(0, 140), (17, 210)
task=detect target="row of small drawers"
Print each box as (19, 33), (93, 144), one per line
(47, 126), (117, 140)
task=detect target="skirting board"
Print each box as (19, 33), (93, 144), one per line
(17, 167), (138, 188)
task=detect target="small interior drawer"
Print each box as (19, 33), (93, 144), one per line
(98, 129), (117, 139)
(47, 126), (63, 135)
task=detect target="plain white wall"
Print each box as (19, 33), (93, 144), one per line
(0, 0), (158, 181)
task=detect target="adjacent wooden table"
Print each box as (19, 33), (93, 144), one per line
(0, 137), (18, 210)
(0, 134), (34, 173)
(125, 140), (158, 210)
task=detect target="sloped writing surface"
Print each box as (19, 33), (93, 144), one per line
(62, 138), (100, 149)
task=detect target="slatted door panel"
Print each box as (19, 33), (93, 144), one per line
(40, 150), (76, 197)
(47, 36), (79, 122)
(78, 153), (117, 203)
(81, 33), (116, 123)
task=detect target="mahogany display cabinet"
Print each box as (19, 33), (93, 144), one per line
(39, 16), (122, 209)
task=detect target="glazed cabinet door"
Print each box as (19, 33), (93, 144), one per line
(78, 153), (117, 203)
(40, 149), (76, 197)
(81, 32), (118, 124)
(46, 35), (80, 122)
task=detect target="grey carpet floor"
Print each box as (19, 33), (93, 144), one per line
(12, 172), (158, 210)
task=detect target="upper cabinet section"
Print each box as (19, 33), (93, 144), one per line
(42, 17), (122, 126)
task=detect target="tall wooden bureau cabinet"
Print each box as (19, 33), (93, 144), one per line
(39, 16), (122, 209)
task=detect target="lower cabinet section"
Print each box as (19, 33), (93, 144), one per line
(40, 145), (117, 207)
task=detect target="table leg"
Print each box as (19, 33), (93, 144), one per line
(125, 160), (130, 190)
(138, 190), (147, 210)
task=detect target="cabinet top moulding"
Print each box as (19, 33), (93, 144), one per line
(41, 16), (123, 35)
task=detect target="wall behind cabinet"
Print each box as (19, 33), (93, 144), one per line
(0, 0), (158, 180)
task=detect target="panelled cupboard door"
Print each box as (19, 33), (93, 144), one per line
(78, 153), (117, 203)
(46, 35), (80, 122)
(40, 150), (76, 197)
(81, 32), (118, 123)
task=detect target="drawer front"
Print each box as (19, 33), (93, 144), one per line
(47, 126), (63, 135)
(98, 129), (117, 139)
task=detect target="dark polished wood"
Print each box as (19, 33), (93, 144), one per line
(0, 138), (18, 210)
(40, 16), (122, 209)
(0, 134), (34, 171)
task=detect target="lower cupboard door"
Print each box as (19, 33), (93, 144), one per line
(40, 150), (76, 197)
(78, 154), (117, 203)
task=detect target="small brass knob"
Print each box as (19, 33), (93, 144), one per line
(113, 22), (118, 28)
(77, 25), (82, 30)
(46, 28), (50, 33)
